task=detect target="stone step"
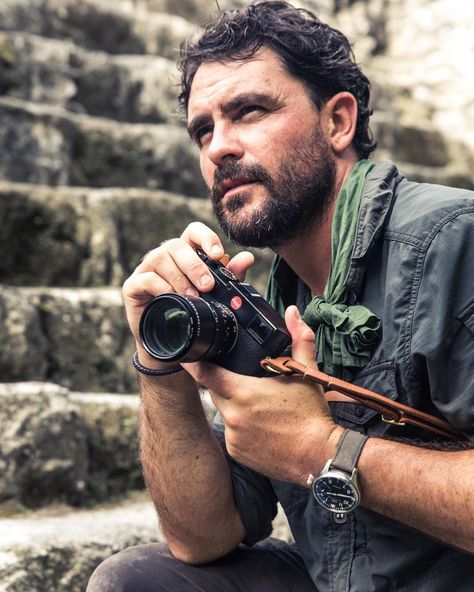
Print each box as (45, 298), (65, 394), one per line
(0, 492), (161, 592)
(0, 31), (181, 124)
(0, 182), (273, 289)
(372, 111), (474, 178)
(0, 382), (142, 507)
(0, 286), (135, 392)
(0, 0), (196, 59)
(0, 182), (214, 287)
(0, 381), (218, 508)
(0, 96), (205, 194)
(0, 493), (291, 592)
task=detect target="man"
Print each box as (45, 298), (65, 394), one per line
(88, 2), (474, 591)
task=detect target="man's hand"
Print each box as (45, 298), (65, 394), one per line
(122, 222), (254, 368)
(184, 305), (343, 486)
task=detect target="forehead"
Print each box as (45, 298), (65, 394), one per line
(188, 47), (303, 118)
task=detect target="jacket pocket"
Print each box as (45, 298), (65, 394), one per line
(329, 361), (400, 433)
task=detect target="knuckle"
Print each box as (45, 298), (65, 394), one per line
(224, 411), (242, 430)
(188, 259), (209, 277)
(163, 237), (181, 250)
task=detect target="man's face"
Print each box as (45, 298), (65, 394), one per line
(187, 48), (336, 248)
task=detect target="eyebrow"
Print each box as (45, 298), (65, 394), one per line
(187, 92), (278, 142)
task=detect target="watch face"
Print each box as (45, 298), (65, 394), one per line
(313, 473), (359, 513)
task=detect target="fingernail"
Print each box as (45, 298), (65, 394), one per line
(211, 244), (222, 255)
(200, 274), (212, 287)
(185, 287), (198, 297)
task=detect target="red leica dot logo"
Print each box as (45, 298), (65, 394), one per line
(230, 296), (242, 310)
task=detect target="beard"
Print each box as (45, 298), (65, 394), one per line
(210, 125), (336, 249)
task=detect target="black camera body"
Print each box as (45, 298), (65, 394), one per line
(139, 249), (291, 376)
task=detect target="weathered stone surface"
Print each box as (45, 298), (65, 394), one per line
(141, 0), (220, 22)
(71, 391), (143, 501)
(0, 97), (205, 194)
(0, 286), (135, 392)
(0, 0), (196, 59)
(0, 286), (49, 382)
(0, 383), (147, 506)
(372, 114), (474, 187)
(0, 382), (89, 507)
(372, 113), (450, 167)
(0, 493), (161, 592)
(369, 0), (474, 152)
(0, 32), (181, 124)
(0, 182), (274, 291)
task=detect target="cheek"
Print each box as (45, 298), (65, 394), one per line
(200, 155), (214, 189)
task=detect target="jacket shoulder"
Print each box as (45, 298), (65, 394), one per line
(386, 176), (474, 242)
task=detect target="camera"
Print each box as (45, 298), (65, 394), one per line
(139, 249), (291, 376)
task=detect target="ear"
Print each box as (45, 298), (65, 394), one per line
(321, 92), (358, 155)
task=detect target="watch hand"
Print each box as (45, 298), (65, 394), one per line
(326, 493), (354, 499)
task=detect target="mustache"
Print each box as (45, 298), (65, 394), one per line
(211, 161), (273, 201)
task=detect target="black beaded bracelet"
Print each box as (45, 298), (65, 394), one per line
(132, 351), (183, 376)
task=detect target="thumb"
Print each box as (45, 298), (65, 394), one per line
(285, 305), (317, 368)
(226, 251), (254, 282)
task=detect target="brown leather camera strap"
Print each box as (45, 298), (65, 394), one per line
(261, 356), (463, 440)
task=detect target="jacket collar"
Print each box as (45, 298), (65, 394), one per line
(345, 160), (402, 300)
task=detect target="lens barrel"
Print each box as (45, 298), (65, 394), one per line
(140, 294), (237, 363)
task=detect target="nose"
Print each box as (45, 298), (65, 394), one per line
(206, 121), (244, 166)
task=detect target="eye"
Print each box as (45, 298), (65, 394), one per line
(195, 125), (213, 147)
(238, 104), (264, 118)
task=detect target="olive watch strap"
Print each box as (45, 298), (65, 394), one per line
(330, 429), (368, 473)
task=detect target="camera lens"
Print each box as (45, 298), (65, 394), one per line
(140, 294), (237, 363)
(146, 299), (191, 357)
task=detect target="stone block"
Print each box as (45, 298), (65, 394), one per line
(372, 113), (450, 167)
(0, 382), (89, 507)
(0, 0), (196, 59)
(71, 392), (143, 502)
(144, 0), (220, 21)
(0, 286), (136, 393)
(0, 286), (49, 382)
(0, 31), (181, 124)
(0, 493), (161, 592)
(0, 183), (273, 292)
(0, 383), (147, 507)
(0, 97), (205, 195)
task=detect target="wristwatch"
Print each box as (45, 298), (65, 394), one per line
(307, 429), (368, 514)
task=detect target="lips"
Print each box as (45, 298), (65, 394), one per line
(220, 177), (256, 197)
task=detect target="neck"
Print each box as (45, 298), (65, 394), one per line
(274, 159), (356, 296)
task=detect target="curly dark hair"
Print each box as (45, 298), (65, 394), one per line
(178, 0), (377, 159)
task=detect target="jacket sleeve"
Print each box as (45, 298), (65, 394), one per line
(213, 422), (278, 545)
(410, 206), (474, 439)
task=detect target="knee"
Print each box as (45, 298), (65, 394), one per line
(86, 543), (170, 592)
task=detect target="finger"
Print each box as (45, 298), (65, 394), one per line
(227, 251), (255, 282)
(137, 240), (214, 294)
(180, 222), (225, 260)
(123, 271), (174, 304)
(167, 240), (216, 293)
(285, 305), (317, 368)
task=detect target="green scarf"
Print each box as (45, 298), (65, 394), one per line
(267, 160), (381, 380)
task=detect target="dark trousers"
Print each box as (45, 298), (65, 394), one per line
(86, 538), (317, 592)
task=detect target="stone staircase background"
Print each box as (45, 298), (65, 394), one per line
(0, 1), (473, 590)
